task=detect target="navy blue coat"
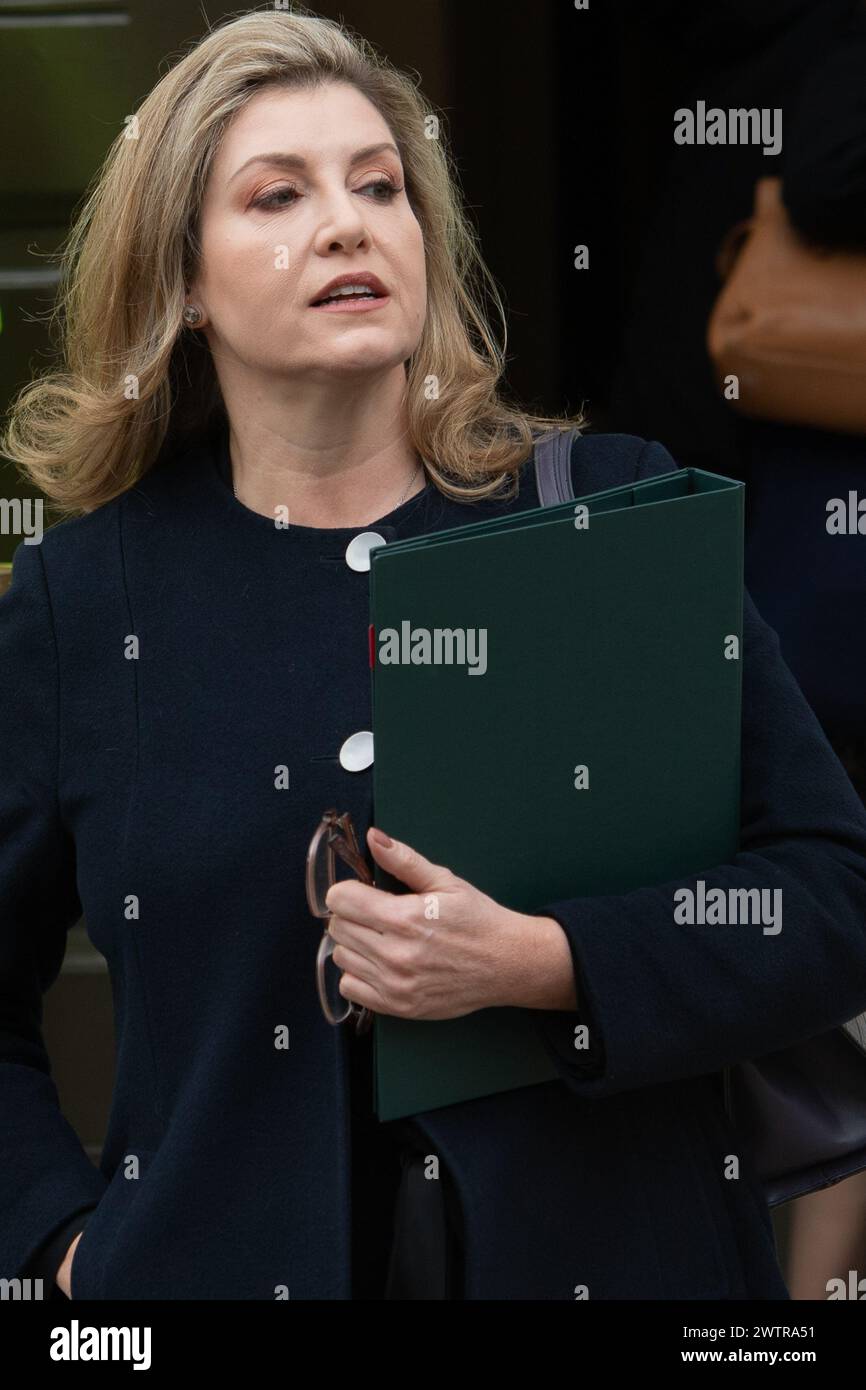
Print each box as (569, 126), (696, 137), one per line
(2, 427), (866, 1299)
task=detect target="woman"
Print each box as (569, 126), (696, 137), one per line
(2, 8), (865, 1301)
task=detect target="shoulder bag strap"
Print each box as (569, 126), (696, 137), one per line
(533, 428), (579, 506)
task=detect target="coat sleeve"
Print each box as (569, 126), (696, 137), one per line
(0, 539), (108, 1279)
(530, 438), (866, 1098)
(21, 1209), (94, 1292)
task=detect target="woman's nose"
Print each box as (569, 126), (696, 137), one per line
(313, 190), (369, 245)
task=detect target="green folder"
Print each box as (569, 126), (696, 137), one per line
(369, 467), (744, 1120)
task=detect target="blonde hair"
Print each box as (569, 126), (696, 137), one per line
(1, 3), (584, 519)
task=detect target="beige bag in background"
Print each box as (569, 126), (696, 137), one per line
(707, 176), (866, 435)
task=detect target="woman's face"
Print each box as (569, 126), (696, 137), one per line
(188, 81), (427, 384)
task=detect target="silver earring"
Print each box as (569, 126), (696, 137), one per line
(182, 304), (203, 327)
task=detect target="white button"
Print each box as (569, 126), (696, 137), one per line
(339, 730), (374, 771)
(345, 531), (388, 572)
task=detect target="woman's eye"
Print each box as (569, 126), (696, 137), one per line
(253, 178), (402, 211)
(254, 186), (298, 210)
(361, 178), (402, 201)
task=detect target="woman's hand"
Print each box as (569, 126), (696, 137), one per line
(56, 1230), (84, 1298)
(324, 827), (577, 1020)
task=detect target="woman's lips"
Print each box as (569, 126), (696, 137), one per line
(310, 294), (391, 313)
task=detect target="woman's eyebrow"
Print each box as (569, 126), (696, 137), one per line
(229, 142), (401, 183)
